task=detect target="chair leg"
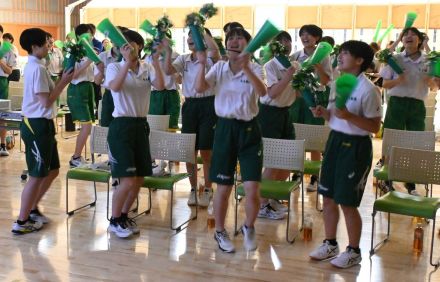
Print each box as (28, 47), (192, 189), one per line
(234, 186), (240, 236)
(315, 180), (322, 212)
(66, 177), (98, 216)
(370, 210), (391, 256)
(286, 176), (305, 244)
(130, 189), (152, 220)
(170, 186), (198, 233)
(430, 218), (440, 268)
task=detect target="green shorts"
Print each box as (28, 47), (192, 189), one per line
(107, 117), (152, 178)
(210, 117), (263, 185)
(21, 118), (60, 177)
(149, 89), (181, 129)
(67, 81), (95, 123)
(258, 103), (295, 139)
(100, 89), (114, 127)
(0, 76), (9, 99)
(181, 96), (217, 150)
(318, 130), (372, 207)
(384, 96), (425, 131)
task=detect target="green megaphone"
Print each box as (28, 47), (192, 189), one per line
(97, 18), (129, 48)
(302, 42), (333, 68)
(79, 38), (101, 64)
(140, 19), (157, 37)
(404, 12), (418, 29)
(0, 41), (13, 59)
(335, 74), (358, 109)
(244, 20), (280, 54)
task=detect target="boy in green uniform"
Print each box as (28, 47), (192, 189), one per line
(309, 40), (381, 268)
(12, 28), (73, 234)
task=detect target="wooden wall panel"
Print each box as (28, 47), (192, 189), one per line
(84, 8), (111, 26)
(139, 8), (166, 24)
(113, 8), (136, 28)
(204, 7), (222, 29)
(165, 7), (194, 28)
(392, 5), (426, 28)
(287, 6), (318, 28)
(224, 6), (253, 29)
(356, 6), (389, 28)
(428, 4), (440, 28)
(321, 5), (353, 29)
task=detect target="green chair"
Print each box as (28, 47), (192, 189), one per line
(373, 128), (435, 198)
(234, 138), (305, 243)
(66, 125), (111, 219)
(132, 130), (197, 233)
(293, 123), (330, 211)
(370, 146), (440, 267)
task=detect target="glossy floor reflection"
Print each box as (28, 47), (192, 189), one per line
(1, 136), (440, 281)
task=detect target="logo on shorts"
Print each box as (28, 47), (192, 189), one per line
(348, 172), (355, 179)
(126, 167), (137, 173)
(31, 141), (44, 170)
(257, 150), (262, 156)
(318, 184), (328, 191)
(216, 174), (231, 180)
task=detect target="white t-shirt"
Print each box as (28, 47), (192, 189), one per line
(260, 57), (297, 107)
(146, 53), (179, 91)
(291, 48), (333, 85)
(379, 51), (429, 101)
(0, 50), (17, 77)
(46, 48), (64, 76)
(71, 58), (94, 85)
(205, 61), (266, 121)
(327, 73), (382, 136)
(172, 53), (213, 98)
(104, 60), (156, 117)
(22, 56), (55, 119)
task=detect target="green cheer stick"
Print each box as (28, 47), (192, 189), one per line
(140, 19), (157, 37)
(429, 59), (440, 78)
(377, 24), (394, 44)
(0, 41), (12, 59)
(275, 55), (292, 69)
(335, 74), (358, 109)
(302, 42), (333, 68)
(79, 38), (101, 64)
(54, 40), (64, 49)
(244, 20), (280, 54)
(97, 18), (129, 48)
(372, 20), (382, 42)
(188, 24), (206, 51)
(404, 11), (418, 29)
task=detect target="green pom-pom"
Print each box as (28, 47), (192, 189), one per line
(213, 36), (226, 55)
(335, 74), (358, 109)
(199, 3), (218, 20)
(54, 40), (64, 49)
(185, 12), (205, 27)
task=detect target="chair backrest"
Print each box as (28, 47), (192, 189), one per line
(147, 115), (170, 131)
(90, 125), (109, 155)
(425, 116), (434, 132)
(382, 128), (435, 163)
(262, 138), (305, 172)
(149, 130), (196, 163)
(388, 146), (440, 185)
(293, 123), (330, 152)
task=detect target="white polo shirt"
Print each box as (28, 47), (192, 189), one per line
(291, 49), (333, 84)
(70, 58), (94, 85)
(46, 47), (64, 76)
(260, 57), (297, 107)
(172, 53), (213, 98)
(146, 53), (179, 91)
(379, 51), (429, 101)
(205, 61), (265, 121)
(93, 49), (120, 86)
(22, 55), (55, 119)
(327, 73), (382, 136)
(104, 60), (156, 118)
(0, 50), (17, 77)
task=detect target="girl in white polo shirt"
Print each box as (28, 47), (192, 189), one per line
(105, 30), (164, 239)
(195, 27), (267, 253)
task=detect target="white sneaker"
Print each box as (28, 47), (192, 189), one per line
(199, 188), (213, 207)
(330, 247), (362, 268)
(306, 182), (317, 192)
(214, 229), (235, 253)
(269, 199), (288, 213)
(0, 146), (9, 156)
(410, 190), (421, 196)
(29, 210), (50, 224)
(258, 204), (285, 220)
(187, 190), (197, 206)
(309, 240), (340, 260)
(69, 156), (85, 168)
(11, 219), (43, 235)
(108, 218), (133, 238)
(123, 217), (140, 235)
(241, 225), (258, 251)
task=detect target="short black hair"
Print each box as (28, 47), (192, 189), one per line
(275, 31), (292, 42)
(20, 28), (47, 54)
(225, 27), (252, 46)
(223, 22), (244, 33)
(299, 24), (323, 41)
(340, 40), (374, 72)
(321, 36), (335, 47)
(75, 23), (91, 37)
(2, 33), (14, 43)
(0, 25), (3, 34)
(402, 27), (424, 49)
(369, 42), (380, 53)
(122, 29), (144, 57)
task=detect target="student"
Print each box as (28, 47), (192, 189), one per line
(309, 40), (381, 268)
(67, 24), (95, 167)
(12, 28), (73, 234)
(94, 39), (121, 127)
(45, 33), (64, 82)
(2, 33), (19, 57)
(195, 27), (267, 253)
(0, 25), (17, 156)
(105, 30), (164, 238)
(163, 28), (220, 208)
(257, 31), (298, 220)
(290, 24), (333, 192)
(379, 27), (437, 195)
